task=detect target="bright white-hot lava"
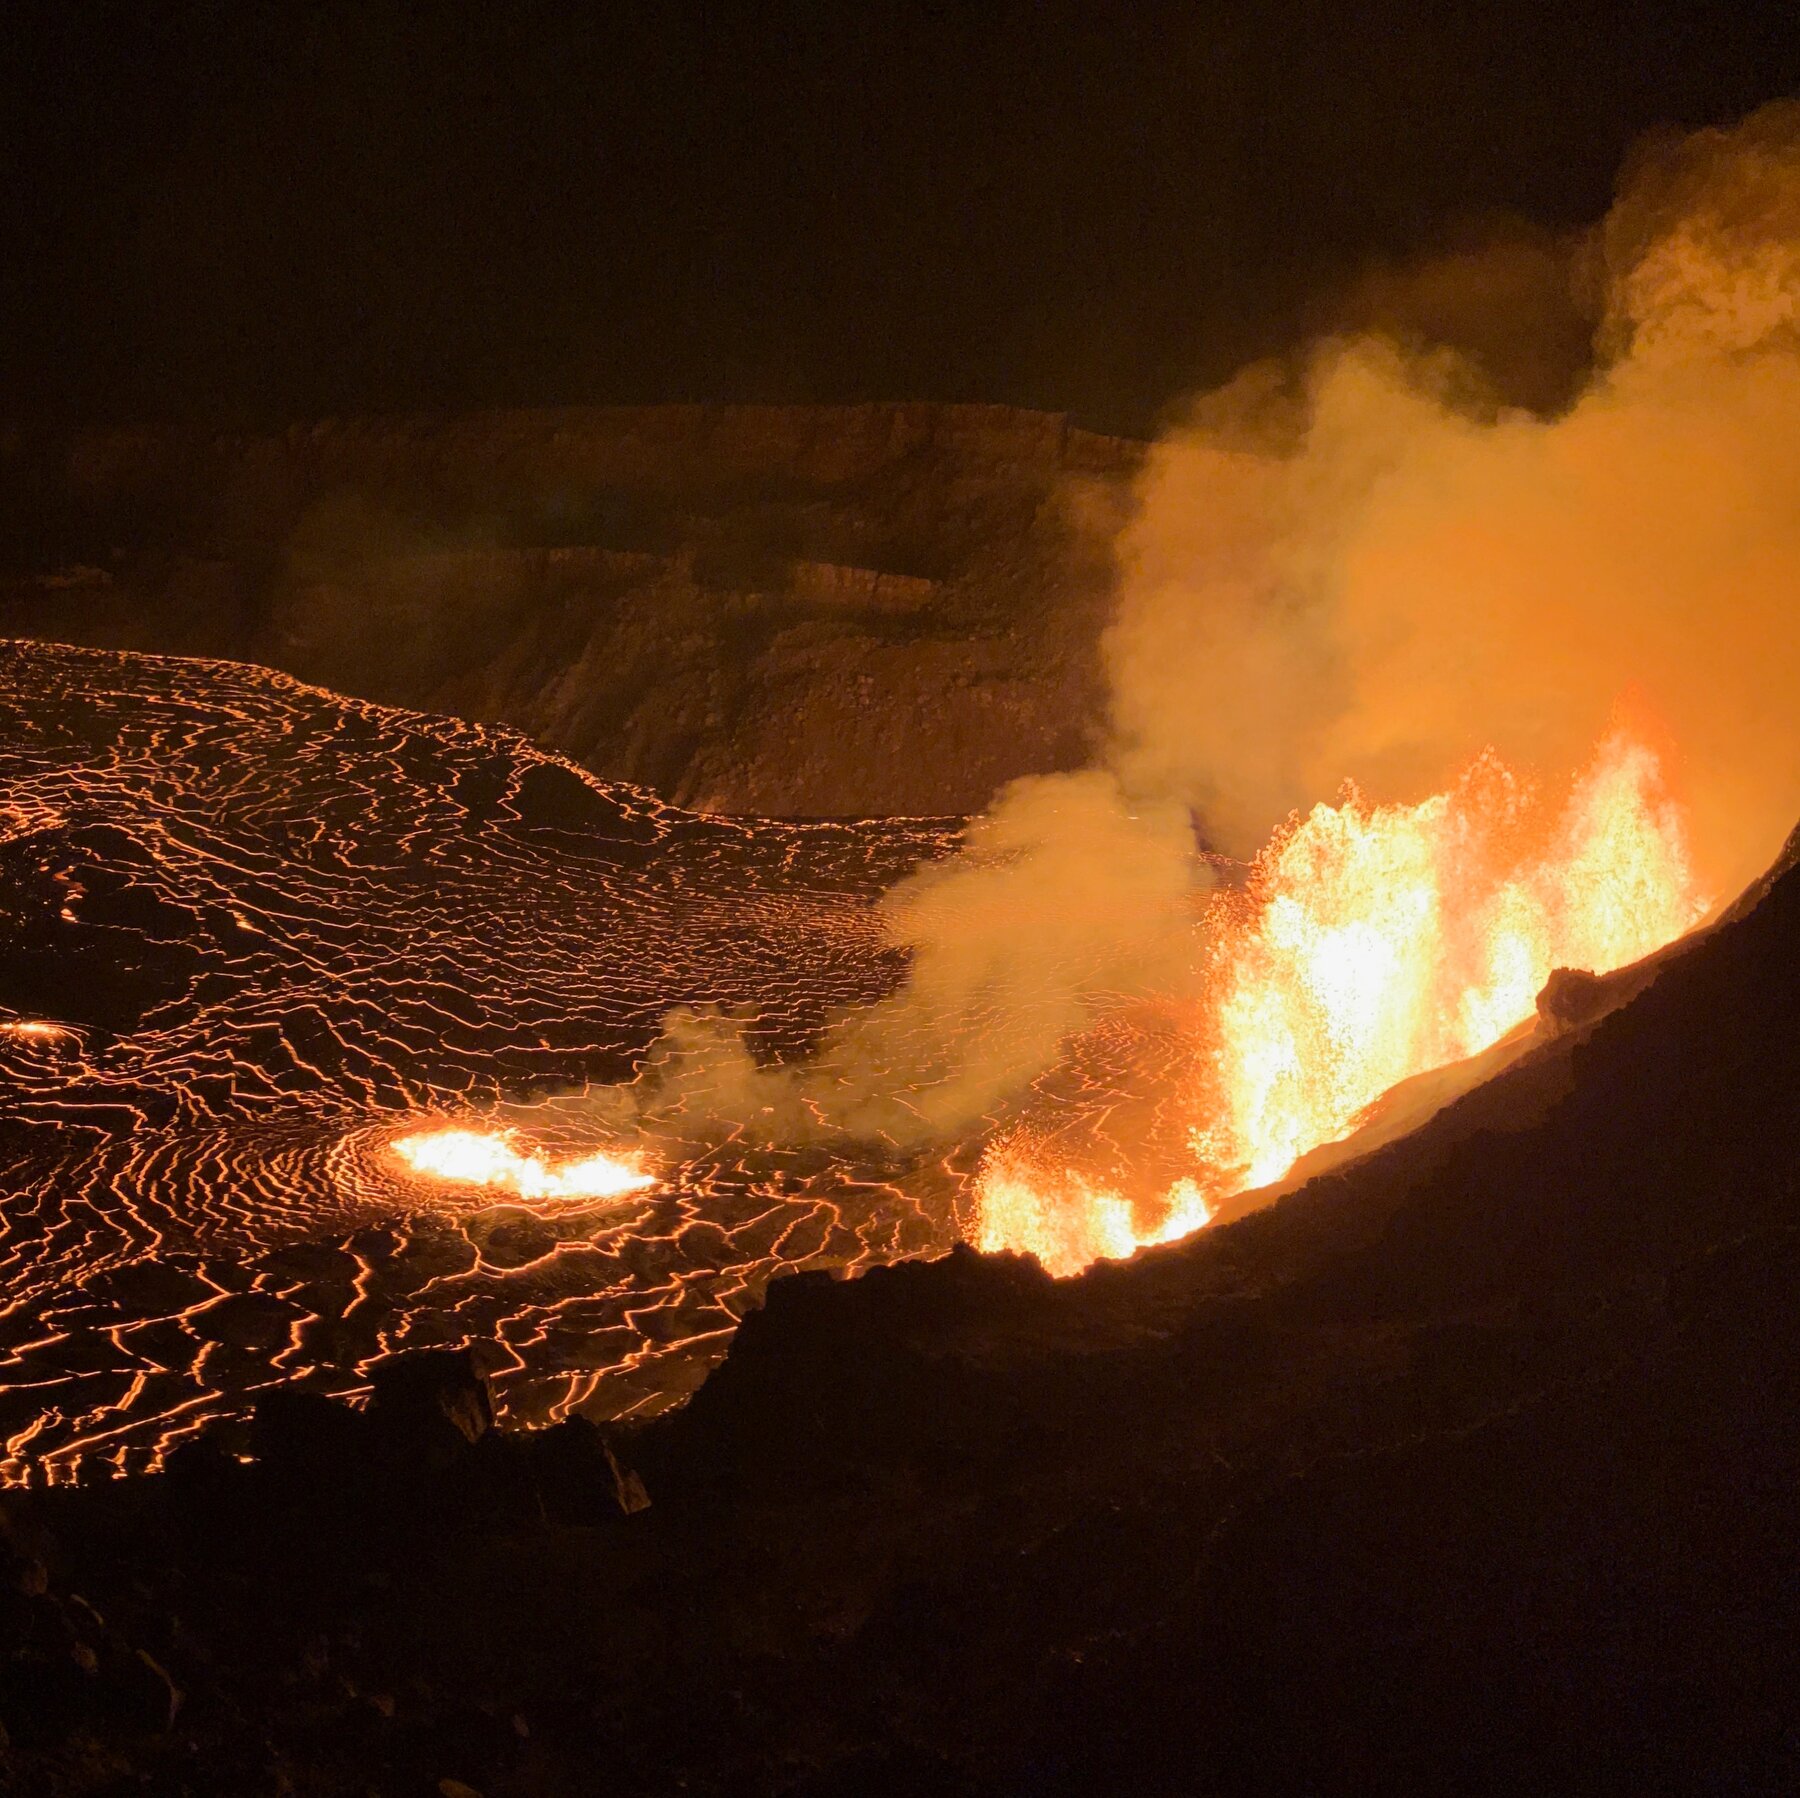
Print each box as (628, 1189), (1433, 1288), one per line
(977, 726), (1711, 1275)
(1, 1020), (78, 1044)
(391, 1128), (658, 1201)
(976, 1154), (1212, 1280)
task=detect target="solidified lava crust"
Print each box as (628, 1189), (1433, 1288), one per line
(0, 640), (965, 1482)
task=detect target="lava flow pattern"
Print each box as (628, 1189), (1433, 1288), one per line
(0, 641), (965, 1483)
(0, 641), (1713, 1482)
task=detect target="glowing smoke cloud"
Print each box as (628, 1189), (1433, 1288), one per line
(1109, 102), (1800, 896)
(611, 105), (1800, 1255)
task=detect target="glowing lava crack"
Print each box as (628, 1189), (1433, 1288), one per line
(0, 642), (960, 1485)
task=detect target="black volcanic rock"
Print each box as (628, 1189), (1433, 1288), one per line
(524, 1417), (650, 1525)
(249, 1385), (373, 1481)
(1534, 960), (1610, 1029)
(659, 1244), (1061, 1501)
(369, 1348), (496, 1451)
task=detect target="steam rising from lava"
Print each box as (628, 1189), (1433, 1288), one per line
(562, 769), (1204, 1152)
(607, 105), (1800, 1273)
(1108, 102), (1800, 896)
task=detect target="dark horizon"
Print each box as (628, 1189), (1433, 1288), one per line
(7, 1), (1800, 437)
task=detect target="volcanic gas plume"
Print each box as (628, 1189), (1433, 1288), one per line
(595, 103), (1800, 1275)
(960, 103), (1800, 1268)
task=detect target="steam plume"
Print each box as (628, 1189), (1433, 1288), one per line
(566, 771), (1203, 1148)
(610, 102), (1800, 1152)
(1110, 100), (1800, 901)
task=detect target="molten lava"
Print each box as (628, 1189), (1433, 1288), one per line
(391, 1128), (658, 1201)
(975, 1152), (1212, 1280)
(0, 1020), (77, 1044)
(978, 728), (1710, 1274)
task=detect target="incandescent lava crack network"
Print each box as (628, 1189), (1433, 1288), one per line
(0, 641), (962, 1482)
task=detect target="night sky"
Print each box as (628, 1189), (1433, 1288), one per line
(6, 1), (1799, 433)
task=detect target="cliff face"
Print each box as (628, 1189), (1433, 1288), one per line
(0, 404), (1142, 815)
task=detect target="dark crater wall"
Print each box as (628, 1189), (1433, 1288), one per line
(0, 404), (1142, 816)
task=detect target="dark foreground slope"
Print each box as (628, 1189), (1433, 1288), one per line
(8, 842), (1798, 1792)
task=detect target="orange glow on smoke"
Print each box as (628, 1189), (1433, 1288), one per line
(978, 727), (1709, 1274)
(391, 1128), (657, 1201)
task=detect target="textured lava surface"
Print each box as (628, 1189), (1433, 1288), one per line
(0, 641), (963, 1481)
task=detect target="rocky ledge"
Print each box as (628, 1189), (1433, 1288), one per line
(0, 404), (1142, 817)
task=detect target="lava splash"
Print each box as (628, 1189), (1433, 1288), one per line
(978, 726), (1710, 1274)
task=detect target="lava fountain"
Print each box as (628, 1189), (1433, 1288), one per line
(391, 1128), (658, 1201)
(977, 725), (1709, 1274)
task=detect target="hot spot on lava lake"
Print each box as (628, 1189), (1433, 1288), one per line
(389, 1127), (658, 1202)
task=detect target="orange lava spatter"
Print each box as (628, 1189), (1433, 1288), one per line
(975, 1148), (1211, 1280)
(978, 728), (1710, 1274)
(392, 1128), (657, 1200)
